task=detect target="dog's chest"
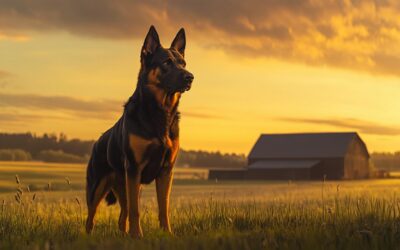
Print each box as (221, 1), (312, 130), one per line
(128, 133), (175, 183)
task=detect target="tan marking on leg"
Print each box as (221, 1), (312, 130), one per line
(86, 174), (114, 234)
(112, 179), (128, 233)
(169, 138), (180, 165)
(156, 169), (174, 233)
(156, 137), (179, 233)
(126, 134), (158, 238)
(126, 170), (143, 238)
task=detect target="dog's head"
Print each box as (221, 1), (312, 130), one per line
(140, 26), (194, 94)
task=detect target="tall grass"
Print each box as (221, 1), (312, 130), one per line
(1, 163), (400, 249)
(1, 188), (400, 249)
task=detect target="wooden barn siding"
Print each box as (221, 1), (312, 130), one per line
(344, 139), (370, 179)
(208, 168), (311, 180)
(249, 158), (345, 180)
(311, 158), (345, 180)
(208, 170), (245, 180)
(245, 168), (311, 180)
(210, 151), (368, 181)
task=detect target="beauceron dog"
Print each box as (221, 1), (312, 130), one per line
(86, 26), (194, 238)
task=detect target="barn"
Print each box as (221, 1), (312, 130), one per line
(209, 132), (370, 180)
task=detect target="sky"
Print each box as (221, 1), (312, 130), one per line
(0, 0), (399, 154)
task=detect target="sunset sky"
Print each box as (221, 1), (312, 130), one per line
(0, 0), (399, 154)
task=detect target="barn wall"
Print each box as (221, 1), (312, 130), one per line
(246, 168), (310, 180)
(208, 168), (313, 180)
(311, 158), (344, 180)
(344, 139), (370, 179)
(208, 170), (245, 180)
(249, 158), (345, 180)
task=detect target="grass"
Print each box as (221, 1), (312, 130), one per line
(0, 161), (400, 249)
(0, 161), (208, 192)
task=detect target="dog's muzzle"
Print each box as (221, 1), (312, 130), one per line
(182, 72), (194, 92)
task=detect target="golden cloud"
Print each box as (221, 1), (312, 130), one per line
(280, 117), (400, 136)
(0, 92), (221, 121)
(1, 0), (400, 76)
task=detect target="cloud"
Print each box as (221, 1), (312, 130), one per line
(0, 92), (122, 119)
(1, 1), (400, 76)
(0, 70), (11, 79)
(0, 92), (221, 121)
(280, 117), (400, 136)
(0, 0), (160, 39)
(0, 32), (29, 41)
(181, 111), (225, 120)
(0, 112), (66, 123)
(0, 70), (12, 89)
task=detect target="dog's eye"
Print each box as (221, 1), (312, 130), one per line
(176, 59), (186, 67)
(163, 59), (172, 66)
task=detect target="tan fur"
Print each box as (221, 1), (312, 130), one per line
(127, 134), (158, 238)
(166, 93), (181, 111)
(155, 137), (179, 232)
(146, 85), (181, 112)
(156, 170), (174, 232)
(146, 84), (167, 106)
(147, 67), (161, 85)
(129, 134), (156, 164)
(169, 137), (180, 166)
(146, 67), (181, 111)
(126, 171), (143, 238)
(111, 177), (128, 233)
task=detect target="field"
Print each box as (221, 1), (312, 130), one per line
(1, 162), (400, 249)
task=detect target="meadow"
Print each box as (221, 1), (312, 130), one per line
(0, 161), (400, 249)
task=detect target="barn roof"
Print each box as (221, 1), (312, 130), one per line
(248, 160), (320, 169)
(248, 132), (367, 159)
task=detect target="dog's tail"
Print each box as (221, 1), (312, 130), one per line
(105, 191), (117, 205)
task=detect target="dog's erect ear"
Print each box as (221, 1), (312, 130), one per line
(171, 28), (186, 57)
(141, 26), (160, 58)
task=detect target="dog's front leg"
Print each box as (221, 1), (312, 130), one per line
(126, 167), (143, 239)
(156, 167), (174, 233)
(156, 139), (179, 234)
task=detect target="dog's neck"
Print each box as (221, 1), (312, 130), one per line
(145, 84), (181, 113)
(124, 83), (180, 140)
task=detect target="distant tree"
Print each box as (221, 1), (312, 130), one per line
(37, 150), (88, 163)
(13, 149), (33, 161)
(0, 149), (32, 161)
(0, 132), (248, 166)
(0, 132), (95, 157)
(371, 152), (400, 171)
(176, 149), (246, 168)
(0, 150), (13, 161)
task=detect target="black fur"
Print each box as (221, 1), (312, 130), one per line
(86, 25), (193, 206)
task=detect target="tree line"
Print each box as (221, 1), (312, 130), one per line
(2, 132), (397, 169)
(370, 152), (400, 171)
(0, 132), (246, 167)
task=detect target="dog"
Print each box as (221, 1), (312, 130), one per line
(85, 25), (194, 238)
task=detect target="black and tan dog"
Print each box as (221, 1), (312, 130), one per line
(85, 26), (193, 238)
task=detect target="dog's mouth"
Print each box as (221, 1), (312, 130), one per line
(175, 83), (191, 93)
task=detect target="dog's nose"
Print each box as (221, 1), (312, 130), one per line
(184, 73), (194, 84)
